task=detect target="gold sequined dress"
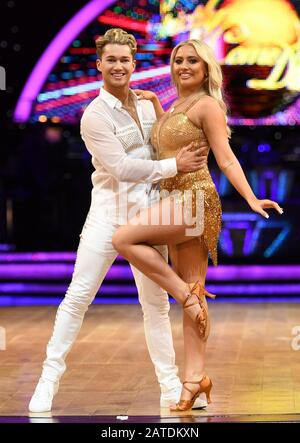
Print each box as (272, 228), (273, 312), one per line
(151, 95), (222, 266)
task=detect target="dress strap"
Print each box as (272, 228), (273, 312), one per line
(183, 92), (207, 113)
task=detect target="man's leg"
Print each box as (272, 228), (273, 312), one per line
(29, 241), (117, 412)
(41, 243), (117, 382)
(129, 244), (181, 398)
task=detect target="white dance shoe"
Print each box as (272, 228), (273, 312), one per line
(160, 386), (207, 409)
(28, 378), (59, 413)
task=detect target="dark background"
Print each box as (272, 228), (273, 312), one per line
(0, 1), (91, 249)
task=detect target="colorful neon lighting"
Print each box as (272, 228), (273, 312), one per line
(13, 0), (116, 123)
(37, 66), (170, 103)
(98, 13), (148, 32)
(220, 213), (291, 258)
(13, 0), (300, 125)
(1, 283), (299, 298)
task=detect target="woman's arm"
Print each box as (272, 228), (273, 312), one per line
(134, 89), (165, 119)
(151, 94), (165, 119)
(198, 96), (283, 218)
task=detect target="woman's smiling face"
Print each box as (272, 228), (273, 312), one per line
(172, 44), (207, 92)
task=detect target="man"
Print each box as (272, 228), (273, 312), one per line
(29, 28), (207, 413)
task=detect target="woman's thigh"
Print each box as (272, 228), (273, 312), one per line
(116, 196), (200, 246)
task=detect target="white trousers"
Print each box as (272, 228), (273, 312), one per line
(41, 208), (180, 393)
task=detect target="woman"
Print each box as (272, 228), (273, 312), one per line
(112, 39), (283, 411)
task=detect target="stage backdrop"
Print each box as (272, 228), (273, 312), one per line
(1, 1), (300, 263)
(14, 0), (300, 125)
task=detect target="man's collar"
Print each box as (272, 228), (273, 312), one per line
(99, 87), (138, 110)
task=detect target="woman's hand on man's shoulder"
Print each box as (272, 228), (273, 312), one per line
(134, 89), (157, 102)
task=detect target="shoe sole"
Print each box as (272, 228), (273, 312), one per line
(160, 398), (207, 408)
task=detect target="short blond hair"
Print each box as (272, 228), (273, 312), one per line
(95, 28), (137, 59)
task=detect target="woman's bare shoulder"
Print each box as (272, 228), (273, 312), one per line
(195, 95), (220, 111)
(190, 95), (222, 125)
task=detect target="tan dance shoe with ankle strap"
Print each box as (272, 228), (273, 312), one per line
(182, 280), (215, 340)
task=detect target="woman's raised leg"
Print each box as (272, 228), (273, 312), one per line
(112, 196), (210, 333)
(113, 197), (199, 303)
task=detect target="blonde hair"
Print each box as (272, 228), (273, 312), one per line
(170, 39), (231, 137)
(95, 28), (137, 59)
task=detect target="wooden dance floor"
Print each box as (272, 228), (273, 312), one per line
(1, 301), (300, 422)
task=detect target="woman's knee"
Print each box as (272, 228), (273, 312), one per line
(112, 227), (128, 252)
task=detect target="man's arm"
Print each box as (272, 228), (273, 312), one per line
(81, 110), (176, 183)
(81, 110), (205, 183)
